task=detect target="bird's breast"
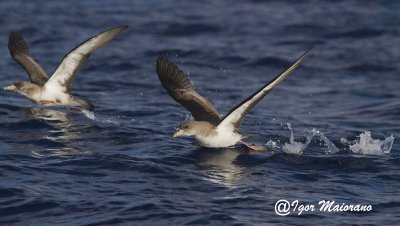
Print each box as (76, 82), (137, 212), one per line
(41, 87), (70, 104)
(195, 131), (241, 148)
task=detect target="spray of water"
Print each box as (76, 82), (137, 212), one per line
(266, 121), (394, 156)
(341, 131), (394, 155)
(282, 123), (313, 155)
(81, 109), (95, 120)
(311, 128), (339, 154)
(266, 122), (339, 155)
(81, 110), (121, 125)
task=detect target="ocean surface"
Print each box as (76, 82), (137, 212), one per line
(0, 0), (399, 225)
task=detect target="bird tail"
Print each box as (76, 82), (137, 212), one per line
(69, 97), (95, 111)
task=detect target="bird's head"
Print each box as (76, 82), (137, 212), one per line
(174, 121), (198, 137)
(4, 81), (36, 96)
(174, 120), (214, 138)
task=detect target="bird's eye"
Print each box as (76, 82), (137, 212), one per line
(183, 125), (189, 129)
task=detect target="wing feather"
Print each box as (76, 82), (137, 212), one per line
(218, 48), (312, 133)
(8, 32), (49, 86)
(44, 26), (128, 93)
(156, 57), (221, 125)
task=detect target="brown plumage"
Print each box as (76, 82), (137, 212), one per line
(156, 57), (221, 125)
(5, 26), (128, 112)
(156, 48), (312, 149)
(8, 32), (49, 86)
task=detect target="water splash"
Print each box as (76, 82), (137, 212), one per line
(311, 128), (339, 154)
(267, 123), (339, 155)
(265, 140), (279, 149)
(282, 123), (313, 155)
(81, 109), (96, 120)
(184, 112), (192, 121)
(341, 131), (394, 155)
(81, 110), (120, 125)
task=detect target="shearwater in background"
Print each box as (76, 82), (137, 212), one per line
(4, 26), (128, 112)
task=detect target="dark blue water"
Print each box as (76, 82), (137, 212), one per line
(1, 0), (399, 225)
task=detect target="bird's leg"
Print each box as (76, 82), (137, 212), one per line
(40, 100), (64, 106)
(53, 101), (64, 106)
(240, 140), (264, 151)
(66, 106), (82, 113)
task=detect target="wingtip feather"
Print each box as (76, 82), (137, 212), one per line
(301, 46), (314, 59)
(114, 25), (129, 32)
(8, 31), (29, 56)
(107, 25), (129, 36)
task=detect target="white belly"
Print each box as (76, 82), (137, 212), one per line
(25, 91), (43, 104)
(40, 87), (70, 105)
(195, 131), (242, 148)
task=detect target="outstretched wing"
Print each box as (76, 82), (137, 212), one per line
(8, 32), (49, 86)
(156, 57), (221, 125)
(44, 26), (128, 93)
(217, 48), (312, 133)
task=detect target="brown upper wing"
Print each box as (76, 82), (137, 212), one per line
(8, 32), (49, 86)
(156, 57), (221, 125)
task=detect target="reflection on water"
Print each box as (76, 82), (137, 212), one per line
(20, 107), (70, 122)
(19, 108), (92, 157)
(193, 147), (248, 189)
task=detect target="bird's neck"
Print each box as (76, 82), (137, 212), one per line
(194, 121), (218, 137)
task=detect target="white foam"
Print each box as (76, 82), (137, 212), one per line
(80, 110), (120, 125)
(266, 140), (278, 149)
(267, 123), (339, 155)
(311, 128), (339, 154)
(342, 131), (394, 155)
(282, 123), (313, 155)
(81, 109), (96, 120)
(282, 141), (309, 155)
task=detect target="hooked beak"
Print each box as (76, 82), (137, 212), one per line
(4, 84), (16, 91)
(173, 129), (184, 138)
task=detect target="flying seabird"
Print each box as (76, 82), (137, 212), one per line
(4, 26), (128, 112)
(156, 48), (311, 150)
